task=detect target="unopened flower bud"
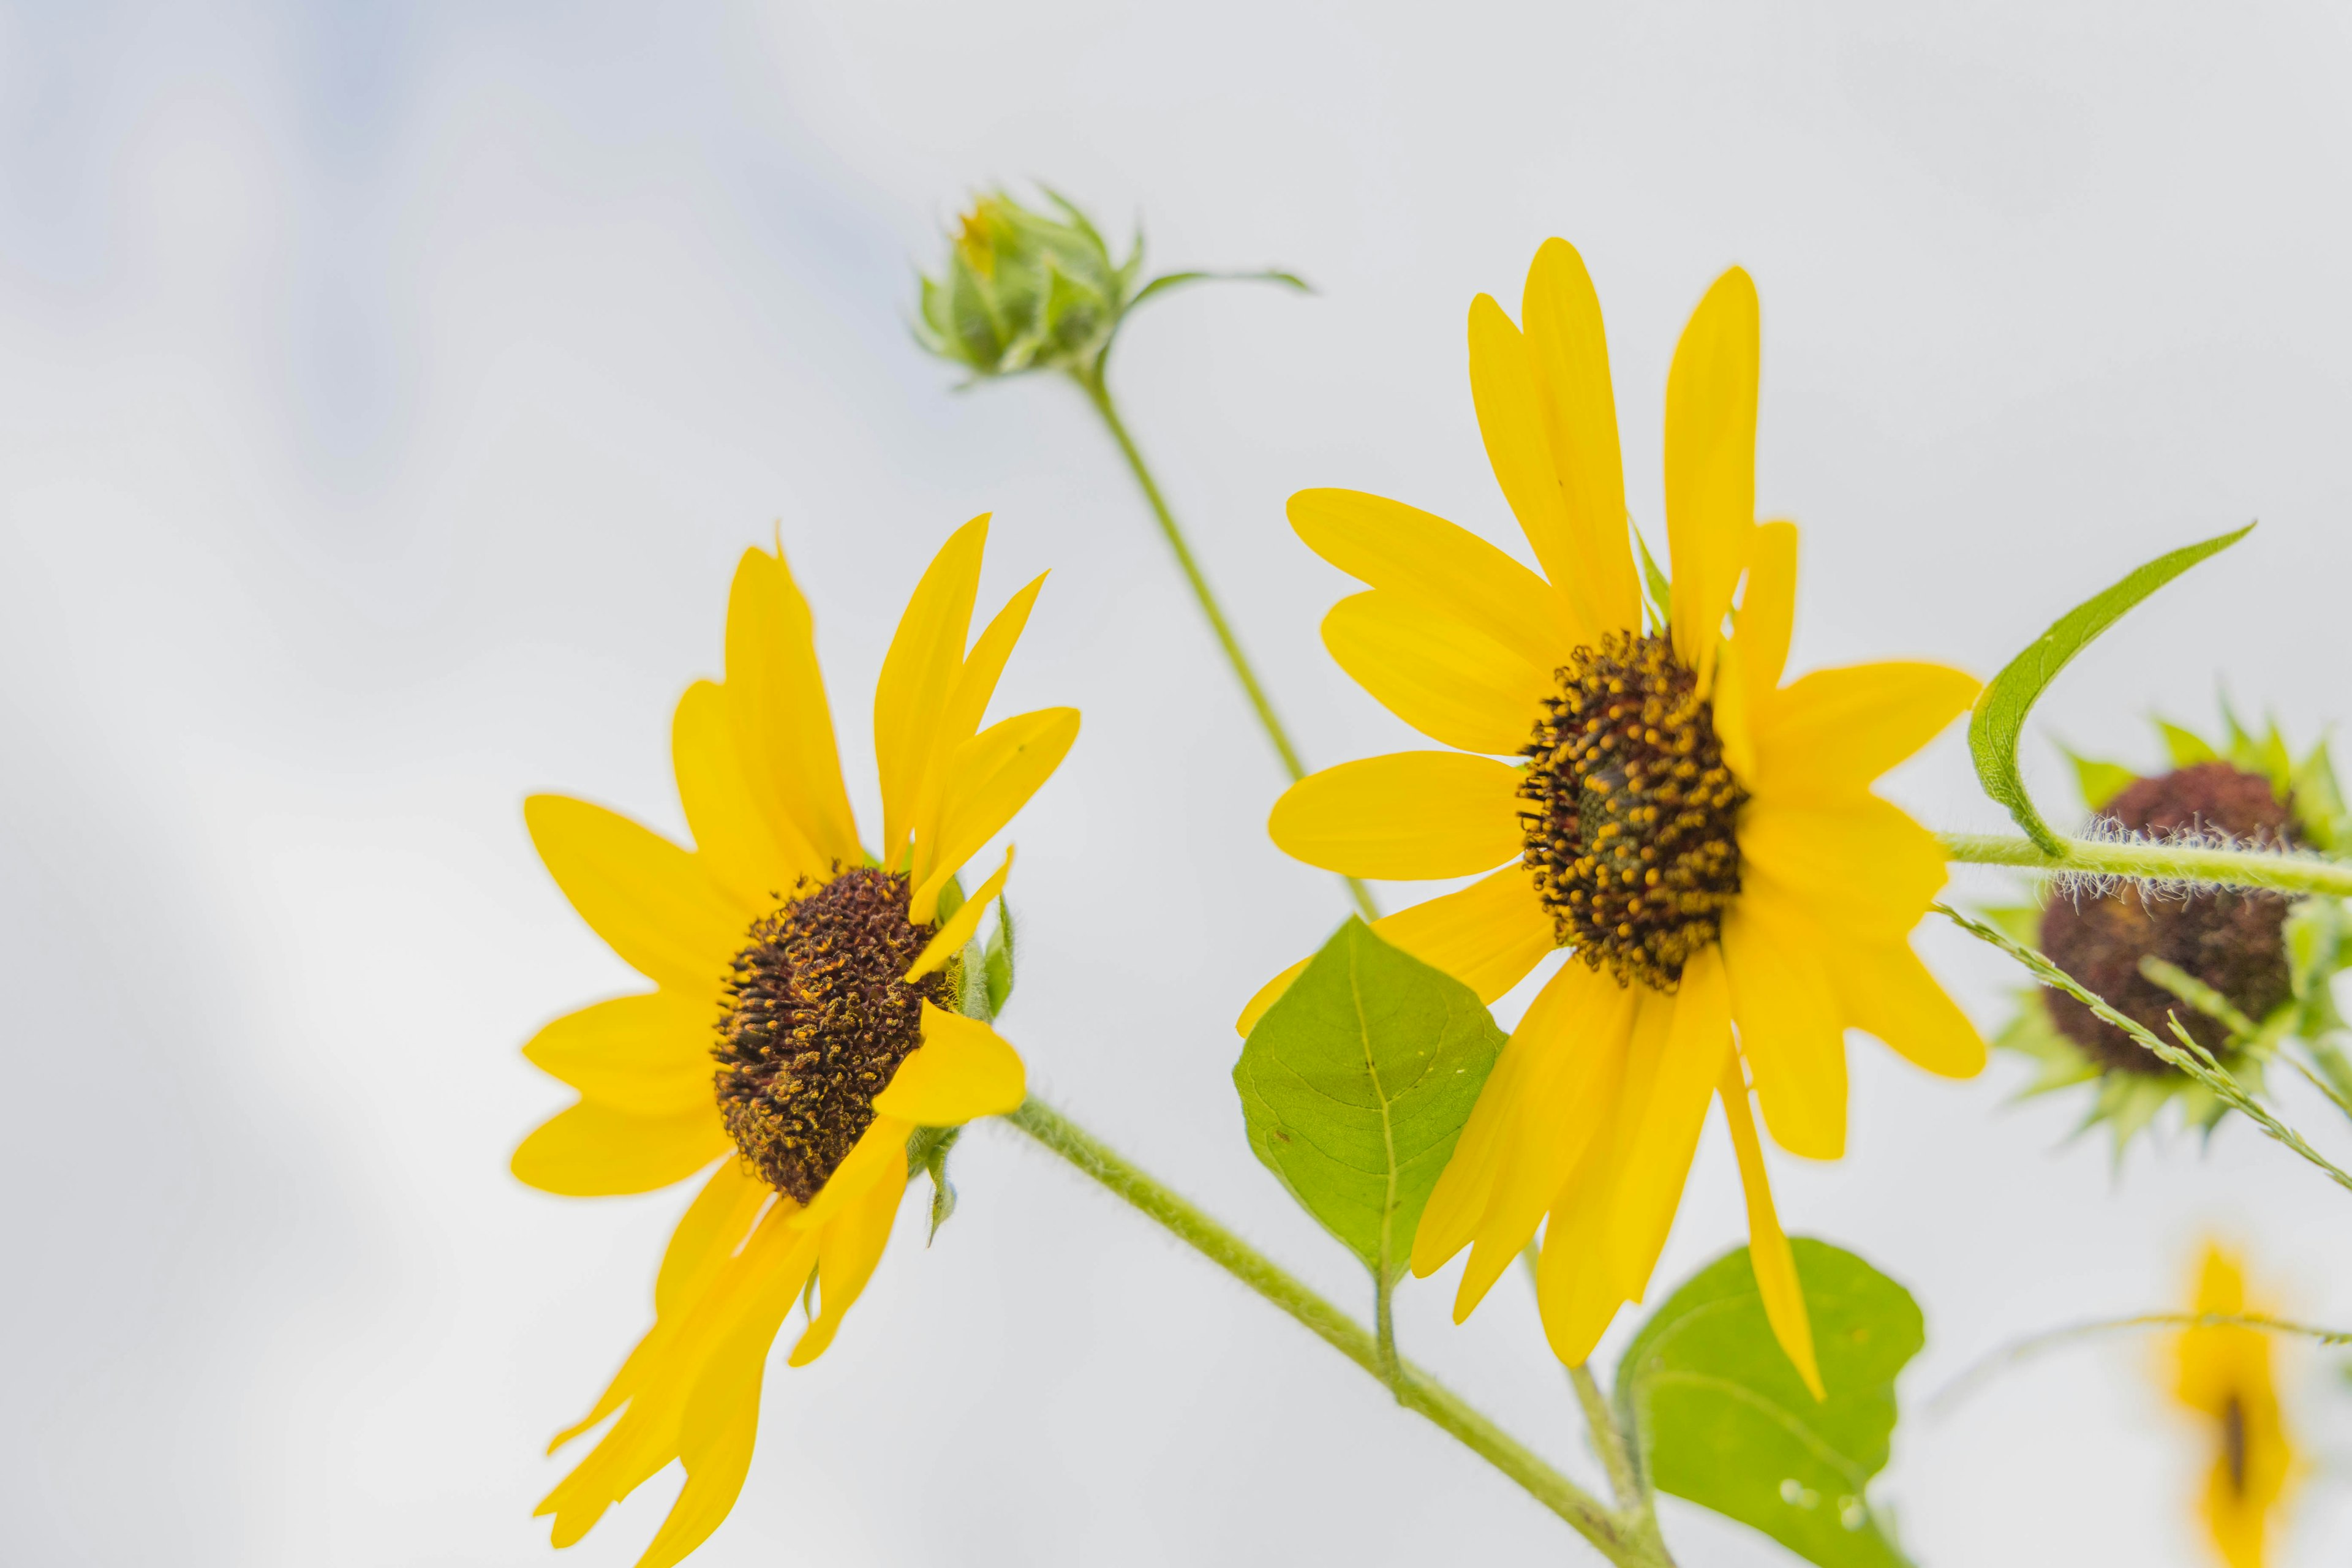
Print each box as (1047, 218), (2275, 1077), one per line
(915, 189), (1138, 379)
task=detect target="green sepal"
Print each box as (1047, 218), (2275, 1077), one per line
(1614, 1239), (1924, 1568)
(982, 899), (1017, 1020)
(905, 1125), (963, 1244)
(2157, 718), (2220, 769)
(1233, 918), (1504, 1284)
(1968, 524), (2253, 852)
(2291, 736), (2350, 850)
(2060, 747), (2137, 812)
(1630, 519), (1673, 635)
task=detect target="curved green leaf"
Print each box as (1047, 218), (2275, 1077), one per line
(1615, 1240), (1924, 1568)
(1234, 918), (1502, 1283)
(1968, 524), (2253, 852)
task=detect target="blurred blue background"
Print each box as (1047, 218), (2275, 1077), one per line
(4, 2), (2351, 1563)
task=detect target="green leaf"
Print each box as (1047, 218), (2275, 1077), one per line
(2060, 747), (2136, 812)
(1968, 524), (2253, 852)
(2158, 719), (2221, 769)
(1614, 1239), (1924, 1568)
(1233, 918), (1504, 1283)
(1126, 266), (1313, 316)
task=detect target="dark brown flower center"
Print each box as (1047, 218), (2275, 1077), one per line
(712, 867), (948, 1202)
(2038, 762), (2294, 1075)
(1519, 631), (1746, 991)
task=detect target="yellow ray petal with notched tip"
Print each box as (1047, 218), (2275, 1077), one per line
(511, 1100), (731, 1197)
(872, 1003), (1027, 1123)
(908, 573), (1049, 891)
(875, 516), (990, 872)
(1828, 934), (1987, 1079)
(1748, 662), (1979, 802)
(1444, 965), (1638, 1319)
(1719, 1058), (1822, 1398)
(790, 1142), (910, 1366)
(1287, 488), (1578, 673)
(1738, 798), (1949, 941)
(1234, 863), (1556, 1036)
(1468, 293), (1603, 650)
(1737, 521), (1800, 704)
(1721, 886), (1848, 1161)
(1322, 590), (1555, 756)
(1520, 236), (1643, 637)
(673, 679), (819, 912)
(525, 794), (748, 995)
(910, 706), (1080, 921)
(1664, 267), (1760, 696)
(1605, 945), (1733, 1302)
(722, 543), (861, 868)
(1268, 752), (1525, 880)
(522, 992), (717, 1117)
(907, 846), (1013, 982)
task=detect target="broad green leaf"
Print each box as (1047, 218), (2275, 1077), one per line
(2060, 747), (2136, 812)
(1234, 918), (1504, 1283)
(1968, 524), (2253, 852)
(1615, 1239), (1924, 1568)
(2158, 719), (2221, 769)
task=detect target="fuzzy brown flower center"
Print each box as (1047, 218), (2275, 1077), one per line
(1519, 631), (1746, 991)
(2038, 762), (2294, 1076)
(712, 867), (948, 1202)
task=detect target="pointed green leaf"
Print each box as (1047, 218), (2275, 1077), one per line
(1969, 525), (2253, 852)
(1233, 918), (1504, 1283)
(1615, 1239), (1924, 1568)
(2060, 747), (2137, 812)
(1127, 266), (1313, 316)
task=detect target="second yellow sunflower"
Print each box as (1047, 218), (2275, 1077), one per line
(1243, 238), (1986, 1388)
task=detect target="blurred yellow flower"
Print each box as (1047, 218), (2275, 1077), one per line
(1246, 239), (1986, 1389)
(2175, 1245), (2295, 1568)
(513, 519), (1077, 1568)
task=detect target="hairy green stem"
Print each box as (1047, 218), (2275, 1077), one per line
(1930, 1310), (2352, 1419)
(1071, 366), (1378, 924)
(1003, 1097), (1668, 1564)
(1939, 832), (2352, 899)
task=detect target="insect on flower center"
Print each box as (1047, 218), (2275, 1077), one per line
(1519, 631), (1746, 991)
(712, 867), (949, 1203)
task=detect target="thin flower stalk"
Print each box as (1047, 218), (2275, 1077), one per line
(1940, 832), (2352, 900)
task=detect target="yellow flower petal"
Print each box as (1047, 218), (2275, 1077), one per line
(1287, 488), (1577, 673)
(1232, 865), (1556, 1037)
(1468, 293), (1605, 650)
(1321, 590), (1553, 756)
(2176, 1245), (2294, 1568)
(1605, 947), (1732, 1303)
(1737, 797), (1948, 940)
(1519, 236), (1643, 636)
(1749, 661), (1979, 802)
(875, 516), (990, 872)
(909, 706), (1080, 922)
(1267, 752), (1525, 880)
(1534, 1143), (1632, 1366)
(722, 543), (862, 868)
(906, 846), (1012, 982)
(1721, 889), (1847, 1160)
(673, 678), (820, 910)
(790, 1146), (908, 1366)
(522, 992), (717, 1117)
(525, 794), (747, 994)
(871, 1003), (1027, 1123)
(1446, 965), (1638, 1319)
(1737, 520), (1799, 703)
(512, 1099), (731, 1197)
(789, 1113), (910, 1232)
(1664, 267), (1760, 697)
(1719, 1058), (1823, 1399)
(655, 1159), (773, 1319)
(909, 573), (1049, 891)
(1828, 935), (1987, 1079)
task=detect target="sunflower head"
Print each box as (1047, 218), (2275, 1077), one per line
(916, 188), (1138, 379)
(1994, 714), (2352, 1152)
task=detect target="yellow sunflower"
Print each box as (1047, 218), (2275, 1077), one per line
(2174, 1244), (2296, 1568)
(513, 518), (1077, 1568)
(1241, 238), (1986, 1389)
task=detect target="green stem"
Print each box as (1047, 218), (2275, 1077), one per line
(1003, 1097), (1662, 1563)
(1569, 1363), (1645, 1515)
(1929, 1310), (2352, 1419)
(1939, 832), (2352, 899)
(1072, 366), (1379, 924)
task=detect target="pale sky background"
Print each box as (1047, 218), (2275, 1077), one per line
(6, 2), (2352, 1564)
